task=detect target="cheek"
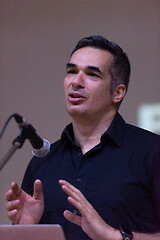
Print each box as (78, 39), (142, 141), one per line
(90, 87), (112, 107)
(91, 85), (110, 100)
(64, 75), (72, 87)
(63, 84), (68, 103)
(64, 78), (69, 92)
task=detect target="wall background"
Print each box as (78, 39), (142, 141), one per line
(0, 0), (160, 224)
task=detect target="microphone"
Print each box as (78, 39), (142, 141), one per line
(14, 113), (50, 157)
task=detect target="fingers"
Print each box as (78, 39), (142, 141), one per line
(59, 179), (85, 202)
(5, 183), (21, 224)
(5, 182), (22, 221)
(33, 179), (43, 200)
(6, 199), (19, 211)
(7, 209), (18, 223)
(5, 199), (19, 223)
(5, 182), (22, 201)
(59, 180), (92, 216)
(63, 210), (82, 227)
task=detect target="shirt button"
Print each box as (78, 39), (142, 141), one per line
(73, 209), (78, 214)
(77, 178), (82, 182)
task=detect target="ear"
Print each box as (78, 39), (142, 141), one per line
(112, 84), (126, 104)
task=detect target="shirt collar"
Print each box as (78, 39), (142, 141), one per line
(103, 112), (126, 146)
(61, 112), (126, 147)
(61, 123), (75, 145)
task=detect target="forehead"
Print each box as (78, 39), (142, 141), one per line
(69, 47), (114, 70)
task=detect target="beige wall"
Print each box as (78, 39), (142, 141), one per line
(0, 0), (160, 224)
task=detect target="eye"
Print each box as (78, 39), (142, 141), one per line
(67, 69), (77, 74)
(88, 72), (100, 78)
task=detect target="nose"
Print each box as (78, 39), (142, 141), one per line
(71, 72), (85, 88)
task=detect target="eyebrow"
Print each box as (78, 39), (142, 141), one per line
(87, 66), (102, 74)
(66, 63), (76, 69)
(66, 63), (102, 74)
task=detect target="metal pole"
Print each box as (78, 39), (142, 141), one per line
(0, 141), (21, 171)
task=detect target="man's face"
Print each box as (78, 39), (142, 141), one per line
(64, 47), (115, 121)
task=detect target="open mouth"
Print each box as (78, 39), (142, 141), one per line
(68, 92), (85, 103)
(69, 92), (84, 98)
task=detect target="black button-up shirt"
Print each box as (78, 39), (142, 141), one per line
(22, 112), (160, 240)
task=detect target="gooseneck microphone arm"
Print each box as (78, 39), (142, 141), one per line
(0, 113), (50, 171)
(13, 114), (44, 149)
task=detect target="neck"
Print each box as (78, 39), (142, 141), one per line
(72, 111), (116, 154)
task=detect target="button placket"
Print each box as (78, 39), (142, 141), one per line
(77, 178), (82, 182)
(73, 209), (78, 214)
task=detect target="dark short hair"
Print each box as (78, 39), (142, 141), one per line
(71, 35), (131, 108)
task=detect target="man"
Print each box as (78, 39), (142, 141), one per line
(6, 36), (160, 240)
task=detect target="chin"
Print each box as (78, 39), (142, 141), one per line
(66, 107), (86, 118)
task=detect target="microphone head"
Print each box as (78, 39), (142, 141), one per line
(14, 114), (24, 124)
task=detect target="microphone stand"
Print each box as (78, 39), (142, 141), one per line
(0, 134), (26, 172)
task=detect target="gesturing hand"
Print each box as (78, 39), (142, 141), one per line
(59, 180), (121, 240)
(5, 179), (44, 224)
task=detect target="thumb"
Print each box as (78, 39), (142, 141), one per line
(33, 179), (43, 200)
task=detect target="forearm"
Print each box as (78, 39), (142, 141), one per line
(133, 232), (160, 240)
(95, 226), (160, 240)
(103, 230), (160, 240)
